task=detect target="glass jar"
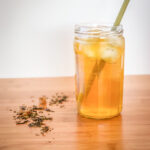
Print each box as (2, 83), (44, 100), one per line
(74, 24), (125, 119)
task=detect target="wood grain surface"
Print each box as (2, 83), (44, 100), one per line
(0, 75), (150, 150)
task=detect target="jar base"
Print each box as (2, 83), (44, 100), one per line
(78, 111), (122, 120)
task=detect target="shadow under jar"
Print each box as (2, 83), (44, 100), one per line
(74, 24), (125, 119)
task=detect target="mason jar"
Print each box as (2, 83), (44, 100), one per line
(74, 24), (125, 119)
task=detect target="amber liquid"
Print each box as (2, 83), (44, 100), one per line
(74, 37), (125, 119)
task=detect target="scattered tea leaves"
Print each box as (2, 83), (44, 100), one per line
(11, 93), (68, 136)
(49, 93), (68, 106)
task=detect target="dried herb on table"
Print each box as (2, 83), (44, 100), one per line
(45, 108), (54, 112)
(39, 96), (47, 109)
(49, 93), (68, 106)
(12, 102), (53, 135)
(40, 126), (50, 135)
(20, 105), (27, 111)
(35, 133), (40, 136)
(32, 105), (43, 110)
(16, 120), (28, 124)
(11, 93), (68, 136)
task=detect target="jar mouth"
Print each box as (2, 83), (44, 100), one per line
(75, 23), (123, 38)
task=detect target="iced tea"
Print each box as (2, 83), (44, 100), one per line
(74, 24), (125, 119)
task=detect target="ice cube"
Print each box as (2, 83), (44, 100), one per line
(108, 35), (123, 47)
(100, 47), (120, 63)
(84, 49), (95, 58)
(83, 45), (97, 58)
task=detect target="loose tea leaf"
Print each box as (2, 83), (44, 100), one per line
(41, 126), (49, 134)
(39, 96), (47, 109)
(45, 108), (54, 112)
(16, 120), (28, 124)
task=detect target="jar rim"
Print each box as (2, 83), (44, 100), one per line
(75, 23), (123, 37)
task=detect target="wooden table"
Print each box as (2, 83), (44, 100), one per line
(0, 75), (150, 150)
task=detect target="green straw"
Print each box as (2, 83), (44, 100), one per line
(114, 0), (130, 26)
(78, 0), (130, 104)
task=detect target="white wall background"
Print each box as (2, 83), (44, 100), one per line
(0, 0), (150, 78)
